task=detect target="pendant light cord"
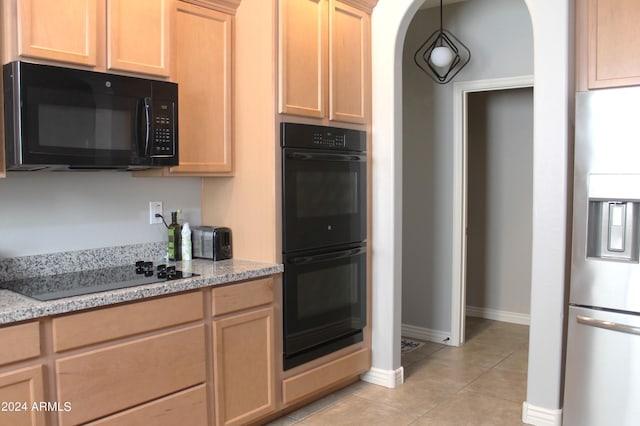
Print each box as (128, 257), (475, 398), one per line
(438, 0), (444, 46)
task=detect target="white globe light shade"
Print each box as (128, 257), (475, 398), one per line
(430, 46), (454, 68)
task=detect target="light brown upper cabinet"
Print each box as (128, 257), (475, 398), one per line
(278, 0), (375, 124)
(167, 1), (234, 175)
(9, 0), (101, 67)
(3, 0), (170, 78)
(106, 0), (171, 77)
(279, 0), (326, 119)
(577, 0), (640, 90)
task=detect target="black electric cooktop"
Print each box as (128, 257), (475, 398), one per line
(0, 261), (198, 301)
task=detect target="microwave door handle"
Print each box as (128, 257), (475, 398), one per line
(143, 97), (152, 156)
(136, 97), (152, 156)
(289, 246), (366, 265)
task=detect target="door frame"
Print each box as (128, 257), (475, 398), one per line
(450, 75), (534, 346)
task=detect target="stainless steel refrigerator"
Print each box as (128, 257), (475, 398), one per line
(564, 87), (640, 425)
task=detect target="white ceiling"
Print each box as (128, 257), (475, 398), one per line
(419, 0), (467, 10)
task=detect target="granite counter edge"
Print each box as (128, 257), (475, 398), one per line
(0, 263), (283, 325)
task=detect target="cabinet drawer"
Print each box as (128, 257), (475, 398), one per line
(52, 291), (203, 352)
(282, 348), (369, 405)
(86, 384), (207, 426)
(0, 322), (40, 367)
(211, 277), (274, 316)
(56, 324), (206, 425)
(0, 365), (46, 426)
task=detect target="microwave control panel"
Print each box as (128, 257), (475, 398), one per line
(151, 101), (176, 157)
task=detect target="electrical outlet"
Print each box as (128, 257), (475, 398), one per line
(149, 201), (163, 224)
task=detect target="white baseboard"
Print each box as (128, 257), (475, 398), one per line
(360, 366), (404, 388)
(522, 402), (562, 426)
(467, 305), (530, 325)
(401, 323), (453, 345)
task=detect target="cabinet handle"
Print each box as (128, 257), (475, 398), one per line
(577, 315), (640, 336)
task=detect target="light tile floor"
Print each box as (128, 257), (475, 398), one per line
(268, 318), (529, 425)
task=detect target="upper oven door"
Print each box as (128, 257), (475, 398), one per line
(4, 61), (173, 168)
(282, 147), (367, 252)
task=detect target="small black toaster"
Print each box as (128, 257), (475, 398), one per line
(192, 226), (232, 260)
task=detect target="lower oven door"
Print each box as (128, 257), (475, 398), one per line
(283, 243), (367, 370)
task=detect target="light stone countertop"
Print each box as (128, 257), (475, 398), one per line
(0, 258), (283, 325)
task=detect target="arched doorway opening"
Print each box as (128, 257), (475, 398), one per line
(366, 1), (570, 424)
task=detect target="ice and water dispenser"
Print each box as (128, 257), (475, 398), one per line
(586, 174), (640, 262)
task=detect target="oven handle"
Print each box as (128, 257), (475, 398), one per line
(288, 247), (366, 264)
(286, 152), (366, 162)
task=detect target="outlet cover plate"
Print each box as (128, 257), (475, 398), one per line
(149, 201), (163, 224)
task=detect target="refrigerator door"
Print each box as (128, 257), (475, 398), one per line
(563, 306), (640, 426)
(562, 306), (640, 426)
(571, 88), (640, 312)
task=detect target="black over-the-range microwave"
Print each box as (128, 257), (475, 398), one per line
(2, 61), (178, 171)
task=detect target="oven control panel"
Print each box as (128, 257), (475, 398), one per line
(281, 122), (366, 152)
(312, 131), (346, 148)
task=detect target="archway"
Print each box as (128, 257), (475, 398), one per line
(365, 1), (570, 424)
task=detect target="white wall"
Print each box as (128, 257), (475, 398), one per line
(371, 0), (571, 423)
(401, 0), (533, 332)
(0, 173), (201, 257)
(466, 88), (533, 316)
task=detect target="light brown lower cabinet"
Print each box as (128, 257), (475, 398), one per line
(282, 347), (369, 406)
(85, 384), (207, 426)
(213, 306), (276, 426)
(0, 322), (41, 367)
(0, 365), (46, 426)
(55, 324), (206, 425)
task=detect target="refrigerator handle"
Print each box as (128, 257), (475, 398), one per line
(577, 315), (640, 336)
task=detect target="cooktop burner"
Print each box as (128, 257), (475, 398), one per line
(0, 261), (198, 301)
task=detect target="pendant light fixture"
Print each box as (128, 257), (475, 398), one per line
(414, 0), (470, 84)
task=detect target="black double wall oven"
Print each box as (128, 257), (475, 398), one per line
(281, 122), (367, 370)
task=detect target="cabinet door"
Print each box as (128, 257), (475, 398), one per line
(329, 0), (369, 123)
(0, 365), (46, 426)
(169, 2), (233, 174)
(107, 0), (171, 77)
(585, 0), (640, 89)
(213, 307), (276, 426)
(278, 0), (327, 118)
(16, 0), (100, 66)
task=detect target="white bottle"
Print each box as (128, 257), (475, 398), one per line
(181, 222), (192, 261)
